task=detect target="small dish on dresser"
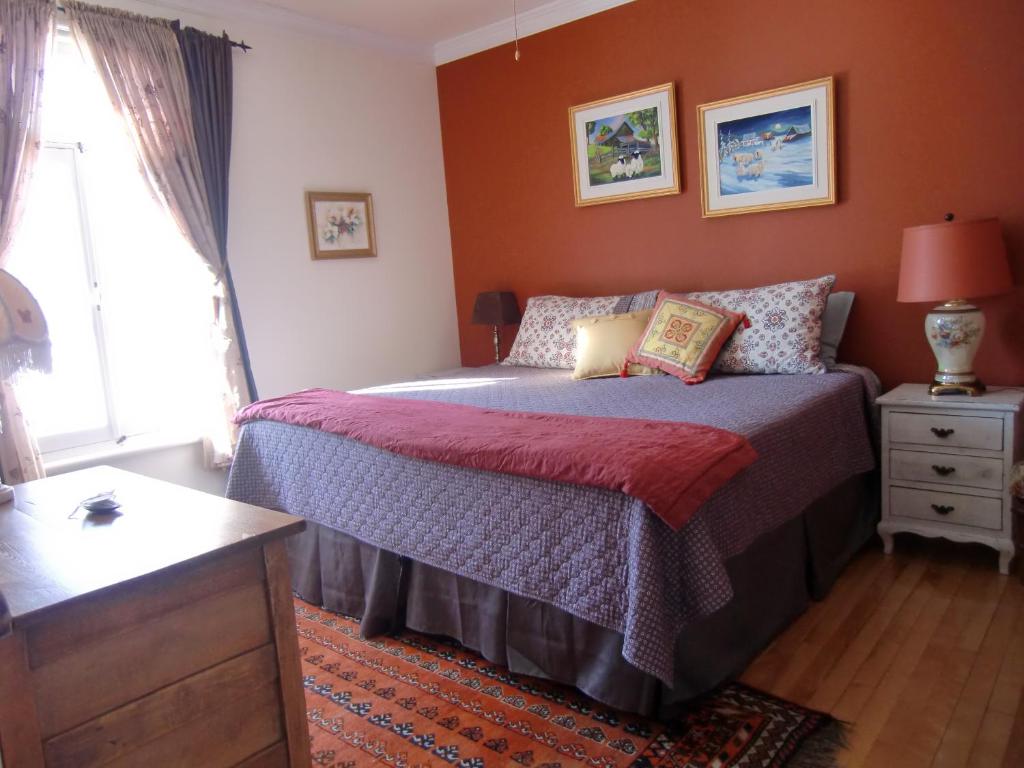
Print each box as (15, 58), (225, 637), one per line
(80, 491), (121, 515)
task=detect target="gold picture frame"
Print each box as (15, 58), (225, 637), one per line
(697, 76), (835, 218)
(568, 83), (680, 207)
(305, 191), (377, 259)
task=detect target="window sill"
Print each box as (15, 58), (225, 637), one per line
(43, 433), (202, 474)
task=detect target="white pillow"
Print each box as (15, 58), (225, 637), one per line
(504, 294), (625, 369)
(686, 275), (836, 374)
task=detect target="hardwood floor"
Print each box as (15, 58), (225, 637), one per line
(741, 537), (1024, 767)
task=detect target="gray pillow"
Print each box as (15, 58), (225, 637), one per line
(627, 289), (661, 312)
(820, 291), (855, 368)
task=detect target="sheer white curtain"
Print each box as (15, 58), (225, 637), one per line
(65, 1), (249, 466)
(0, 0), (54, 485)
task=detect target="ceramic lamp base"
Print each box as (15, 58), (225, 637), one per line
(925, 300), (985, 396)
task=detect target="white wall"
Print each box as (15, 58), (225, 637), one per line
(224, 21), (460, 396)
(52, 0), (460, 491)
(115, 0), (460, 395)
(50, 441), (229, 496)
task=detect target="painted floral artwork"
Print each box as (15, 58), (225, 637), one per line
(929, 315), (981, 349)
(318, 203), (365, 248)
(306, 192), (376, 258)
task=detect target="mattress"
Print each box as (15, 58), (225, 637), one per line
(226, 365), (878, 685)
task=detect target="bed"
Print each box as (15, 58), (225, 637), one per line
(226, 363), (878, 717)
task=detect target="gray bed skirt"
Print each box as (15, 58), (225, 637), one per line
(288, 472), (877, 717)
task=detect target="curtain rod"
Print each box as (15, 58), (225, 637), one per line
(54, 5), (253, 51)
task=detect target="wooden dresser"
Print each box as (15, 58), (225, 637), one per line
(877, 384), (1023, 574)
(0, 466), (310, 767)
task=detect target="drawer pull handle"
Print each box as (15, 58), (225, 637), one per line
(931, 504), (954, 515)
(930, 427), (955, 438)
(931, 465), (956, 477)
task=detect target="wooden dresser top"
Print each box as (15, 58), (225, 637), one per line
(0, 466), (304, 627)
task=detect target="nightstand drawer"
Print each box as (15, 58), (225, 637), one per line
(889, 412), (1003, 451)
(891, 486), (1002, 530)
(890, 449), (1004, 491)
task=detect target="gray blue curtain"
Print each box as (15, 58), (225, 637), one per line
(175, 25), (257, 402)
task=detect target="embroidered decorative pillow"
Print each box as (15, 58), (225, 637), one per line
(504, 294), (625, 369)
(570, 311), (663, 380)
(687, 275), (836, 375)
(626, 292), (745, 384)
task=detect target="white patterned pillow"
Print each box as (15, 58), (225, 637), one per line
(686, 275), (836, 374)
(504, 294), (625, 369)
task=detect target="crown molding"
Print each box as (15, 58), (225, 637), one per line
(136, 0), (434, 61)
(127, 0), (633, 66)
(433, 0), (634, 65)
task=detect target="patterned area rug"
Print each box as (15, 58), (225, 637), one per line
(296, 599), (845, 767)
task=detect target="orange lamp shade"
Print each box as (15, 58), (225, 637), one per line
(897, 218), (1012, 303)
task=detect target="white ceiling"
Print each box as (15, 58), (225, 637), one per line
(256, 0), (553, 46)
(167, 0), (634, 63)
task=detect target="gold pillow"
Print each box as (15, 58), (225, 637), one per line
(571, 310), (663, 380)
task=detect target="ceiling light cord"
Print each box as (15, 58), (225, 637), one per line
(513, 0), (520, 61)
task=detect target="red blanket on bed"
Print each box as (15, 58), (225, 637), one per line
(236, 388), (758, 531)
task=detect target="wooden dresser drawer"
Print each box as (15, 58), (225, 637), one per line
(889, 411), (1003, 451)
(890, 449), (1004, 491)
(890, 486), (1003, 531)
(32, 580), (274, 738)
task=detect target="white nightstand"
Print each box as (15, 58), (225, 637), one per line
(877, 384), (1023, 574)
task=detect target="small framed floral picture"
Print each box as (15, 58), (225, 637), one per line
(305, 191), (376, 259)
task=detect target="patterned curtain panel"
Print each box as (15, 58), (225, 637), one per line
(176, 26), (257, 464)
(65, 1), (252, 467)
(64, 2), (219, 260)
(0, 0), (54, 485)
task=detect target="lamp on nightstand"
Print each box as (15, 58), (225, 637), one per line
(471, 291), (521, 364)
(897, 215), (1013, 396)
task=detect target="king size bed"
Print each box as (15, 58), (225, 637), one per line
(226, 361), (878, 717)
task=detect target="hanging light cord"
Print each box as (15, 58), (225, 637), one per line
(513, 0), (521, 61)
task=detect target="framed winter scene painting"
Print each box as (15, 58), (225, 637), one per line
(569, 83), (680, 207)
(306, 191), (377, 259)
(697, 77), (835, 218)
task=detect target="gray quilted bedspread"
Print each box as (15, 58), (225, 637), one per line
(226, 365), (877, 684)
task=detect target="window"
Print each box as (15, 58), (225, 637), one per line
(7, 30), (227, 460)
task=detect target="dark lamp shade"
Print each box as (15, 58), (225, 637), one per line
(471, 291), (521, 325)
(897, 218), (1013, 303)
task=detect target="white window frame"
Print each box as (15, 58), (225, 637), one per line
(20, 27), (210, 468)
(33, 142), (123, 455)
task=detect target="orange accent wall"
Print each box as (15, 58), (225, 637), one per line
(436, 0), (1024, 388)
